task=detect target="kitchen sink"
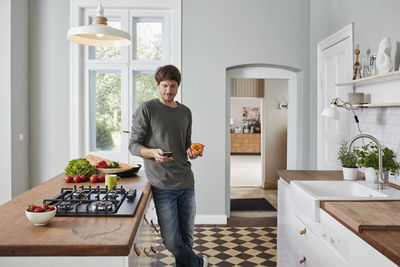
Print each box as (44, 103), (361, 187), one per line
(290, 180), (400, 221)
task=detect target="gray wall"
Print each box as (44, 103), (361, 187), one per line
(0, 0), (29, 205)
(26, 0), (311, 218)
(0, 0), (12, 204)
(29, 0), (70, 186)
(310, 0), (400, 168)
(11, 0), (29, 197)
(182, 0), (310, 216)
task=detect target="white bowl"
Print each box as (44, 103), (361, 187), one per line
(25, 207), (57, 226)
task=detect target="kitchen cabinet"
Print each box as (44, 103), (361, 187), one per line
(230, 133), (261, 154)
(278, 178), (397, 267)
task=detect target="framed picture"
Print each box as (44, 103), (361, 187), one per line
(243, 107), (260, 125)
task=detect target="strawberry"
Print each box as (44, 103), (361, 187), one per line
(35, 207), (44, 213)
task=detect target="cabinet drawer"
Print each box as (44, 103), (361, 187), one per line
(294, 216), (347, 267)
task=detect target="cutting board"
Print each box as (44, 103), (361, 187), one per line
(321, 201), (400, 233)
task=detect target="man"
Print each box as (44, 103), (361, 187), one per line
(129, 65), (207, 267)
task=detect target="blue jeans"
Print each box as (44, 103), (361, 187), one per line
(152, 185), (203, 267)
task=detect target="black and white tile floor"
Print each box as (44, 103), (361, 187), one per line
(149, 226), (277, 267)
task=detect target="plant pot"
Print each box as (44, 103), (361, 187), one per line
(342, 167), (358, 180)
(364, 167), (378, 183)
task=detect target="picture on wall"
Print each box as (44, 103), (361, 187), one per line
(243, 107), (260, 133)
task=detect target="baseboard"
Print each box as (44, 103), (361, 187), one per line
(195, 214), (228, 225)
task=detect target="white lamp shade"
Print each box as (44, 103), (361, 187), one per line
(67, 24), (131, 47)
(321, 104), (340, 120)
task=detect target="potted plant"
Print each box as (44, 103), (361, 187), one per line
(338, 141), (358, 180)
(354, 142), (400, 183)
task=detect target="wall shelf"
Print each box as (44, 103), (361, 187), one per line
(353, 102), (400, 108)
(336, 70), (400, 87)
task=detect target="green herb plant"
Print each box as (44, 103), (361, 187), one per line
(337, 140), (358, 168)
(65, 158), (97, 177)
(354, 142), (400, 175)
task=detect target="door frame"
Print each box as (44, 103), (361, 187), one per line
(225, 64), (303, 217)
(317, 23), (353, 169)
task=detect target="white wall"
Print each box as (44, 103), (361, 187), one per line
(230, 98), (261, 130)
(183, 0), (310, 217)
(310, 0), (400, 168)
(29, 0), (70, 186)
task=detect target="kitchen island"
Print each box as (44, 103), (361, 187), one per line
(0, 170), (156, 267)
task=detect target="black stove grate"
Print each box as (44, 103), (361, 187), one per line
(43, 185), (142, 217)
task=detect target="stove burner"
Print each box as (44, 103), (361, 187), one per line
(72, 191), (85, 199)
(58, 203), (73, 211)
(90, 201), (114, 211)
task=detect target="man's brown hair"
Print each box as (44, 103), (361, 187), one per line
(155, 65), (181, 85)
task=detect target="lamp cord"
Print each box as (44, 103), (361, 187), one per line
(337, 97), (365, 146)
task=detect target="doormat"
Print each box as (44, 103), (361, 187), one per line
(231, 198), (276, 211)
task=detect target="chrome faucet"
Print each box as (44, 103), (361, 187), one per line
(347, 134), (385, 189)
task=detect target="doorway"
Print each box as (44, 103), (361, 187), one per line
(225, 64), (302, 218)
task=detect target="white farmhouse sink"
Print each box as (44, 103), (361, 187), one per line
(290, 180), (400, 222)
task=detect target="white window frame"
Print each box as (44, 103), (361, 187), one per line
(69, 0), (181, 160)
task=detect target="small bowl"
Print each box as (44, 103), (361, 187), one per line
(25, 207), (57, 226)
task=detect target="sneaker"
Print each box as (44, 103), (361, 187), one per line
(202, 255), (208, 267)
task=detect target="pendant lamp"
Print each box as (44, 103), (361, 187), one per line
(66, 2), (131, 47)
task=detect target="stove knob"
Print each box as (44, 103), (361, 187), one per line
(127, 191), (136, 201)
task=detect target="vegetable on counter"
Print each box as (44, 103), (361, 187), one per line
(190, 143), (205, 155)
(95, 160), (120, 168)
(65, 158), (97, 178)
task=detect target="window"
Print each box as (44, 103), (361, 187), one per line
(70, 0), (181, 162)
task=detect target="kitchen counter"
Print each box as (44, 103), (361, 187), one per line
(321, 201), (400, 266)
(0, 170), (151, 256)
(277, 169), (364, 184)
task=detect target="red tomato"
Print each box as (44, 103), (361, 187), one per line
(90, 175), (99, 183)
(35, 207), (44, 213)
(48, 206), (55, 211)
(79, 175), (87, 182)
(73, 176), (81, 183)
(98, 175), (105, 182)
(42, 204), (48, 211)
(65, 176), (73, 183)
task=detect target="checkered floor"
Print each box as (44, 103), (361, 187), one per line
(143, 226), (277, 267)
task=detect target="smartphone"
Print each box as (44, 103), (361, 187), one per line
(162, 152), (173, 157)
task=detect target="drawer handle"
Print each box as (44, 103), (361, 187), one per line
(299, 228), (306, 235)
(143, 214), (149, 225)
(299, 256), (306, 264)
(150, 246), (157, 254)
(134, 243), (141, 256)
(151, 220), (160, 233)
(143, 248), (151, 257)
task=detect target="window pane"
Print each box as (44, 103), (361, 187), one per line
(88, 17), (121, 60)
(133, 18), (163, 60)
(89, 71), (121, 151)
(135, 72), (158, 106)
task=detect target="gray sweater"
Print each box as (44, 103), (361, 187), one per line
(129, 98), (194, 190)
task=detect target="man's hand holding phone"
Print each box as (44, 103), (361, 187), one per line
(154, 149), (173, 163)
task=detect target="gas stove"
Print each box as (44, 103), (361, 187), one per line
(43, 185), (142, 217)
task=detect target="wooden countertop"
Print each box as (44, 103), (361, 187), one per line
(321, 201), (400, 265)
(277, 169), (364, 184)
(0, 170), (151, 256)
